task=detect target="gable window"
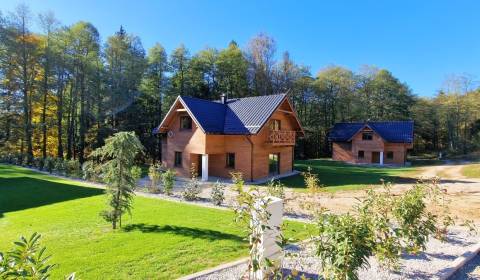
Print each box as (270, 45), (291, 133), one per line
(362, 132), (373, 140)
(387, 151), (394, 159)
(269, 119), (281, 131)
(358, 150), (365, 159)
(180, 116), (192, 130)
(174, 151), (182, 167)
(226, 153), (235, 168)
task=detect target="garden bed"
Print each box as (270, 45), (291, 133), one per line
(190, 227), (479, 280)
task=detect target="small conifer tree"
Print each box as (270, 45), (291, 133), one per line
(91, 131), (144, 229)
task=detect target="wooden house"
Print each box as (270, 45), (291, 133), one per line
(154, 94), (304, 181)
(328, 121), (414, 165)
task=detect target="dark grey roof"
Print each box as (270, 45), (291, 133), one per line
(168, 94), (288, 135)
(328, 121), (414, 143)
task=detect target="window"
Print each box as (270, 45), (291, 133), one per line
(358, 150), (365, 159)
(226, 153), (235, 168)
(362, 132), (373, 140)
(269, 119), (281, 131)
(174, 151), (182, 167)
(387, 151), (394, 159)
(180, 116), (192, 130)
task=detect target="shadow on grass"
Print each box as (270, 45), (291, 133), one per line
(0, 177), (104, 218)
(122, 223), (244, 243)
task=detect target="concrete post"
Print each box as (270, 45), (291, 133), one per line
(250, 196), (284, 279)
(380, 151), (384, 165)
(201, 154), (209, 181)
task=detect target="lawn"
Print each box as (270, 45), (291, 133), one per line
(461, 163), (480, 178)
(0, 164), (308, 279)
(280, 159), (418, 191)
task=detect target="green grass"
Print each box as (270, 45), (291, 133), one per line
(279, 159), (418, 191)
(461, 163), (480, 178)
(0, 164), (308, 279)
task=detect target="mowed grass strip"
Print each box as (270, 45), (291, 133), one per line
(0, 164), (307, 279)
(279, 159), (418, 191)
(461, 163), (480, 178)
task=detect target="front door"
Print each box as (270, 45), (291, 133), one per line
(269, 153), (280, 175)
(372, 152), (380, 164)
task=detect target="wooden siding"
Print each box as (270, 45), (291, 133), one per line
(161, 99), (299, 181)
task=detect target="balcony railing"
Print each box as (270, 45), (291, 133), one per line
(267, 130), (296, 146)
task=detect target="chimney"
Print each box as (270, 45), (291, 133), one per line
(220, 93), (227, 104)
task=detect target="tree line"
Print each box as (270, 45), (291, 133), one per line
(1, 4), (479, 164)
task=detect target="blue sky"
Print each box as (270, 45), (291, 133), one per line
(1, 0), (479, 96)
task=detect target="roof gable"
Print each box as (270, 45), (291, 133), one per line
(329, 121), (414, 143)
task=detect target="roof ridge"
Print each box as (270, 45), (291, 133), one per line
(226, 93), (287, 102)
(180, 95), (225, 105)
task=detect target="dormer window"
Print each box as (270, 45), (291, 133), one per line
(270, 119), (281, 131)
(180, 116), (192, 130)
(362, 132), (373, 140)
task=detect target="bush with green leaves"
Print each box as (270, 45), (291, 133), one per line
(266, 179), (285, 199)
(0, 232), (76, 279)
(182, 178), (201, 201)
(162, 169), (175, 195)
(65, 159), (82, 178)
(314, 179), (458, 278)
(54, 158), (66, 175)
(210, 181), (226, 205)
(34, 157), (45, 170)
(315, 211), (373, 280)
(148, 164), (162, 193)
(44, 157), (55, 174)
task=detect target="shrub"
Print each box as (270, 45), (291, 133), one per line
(314, 179), (457, 278)
(66, 159), (82, 178)
(211, 181), (225, 206)
(34, 157), (45, 170)
(266, 179), (285, 199)
(44, 157), (55, 173)
(148, 164), (162, 193)
(54, 158), (66, 175)
(0, 232), (77, 279)
(162, 169), (175, 195)
(182, 178), (201, 201)
(393, 184), (436, 254)
(302, 166), (321, 192)
(315, 212), (373, 280)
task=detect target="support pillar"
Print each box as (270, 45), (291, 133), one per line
(201, 154), (208, 181)
(380, 151), (384, 165)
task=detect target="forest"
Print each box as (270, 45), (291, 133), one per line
(1, 4), (480, 164)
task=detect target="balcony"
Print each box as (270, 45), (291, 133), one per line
(267, 130), (296, 146)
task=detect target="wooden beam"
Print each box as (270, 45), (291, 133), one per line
(277, 109), (294, 114)
(176, 108), (187, 112)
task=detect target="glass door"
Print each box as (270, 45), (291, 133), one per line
(269, 153), (280, 175)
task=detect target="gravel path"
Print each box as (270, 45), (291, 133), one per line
(193, 228), (480, 280)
